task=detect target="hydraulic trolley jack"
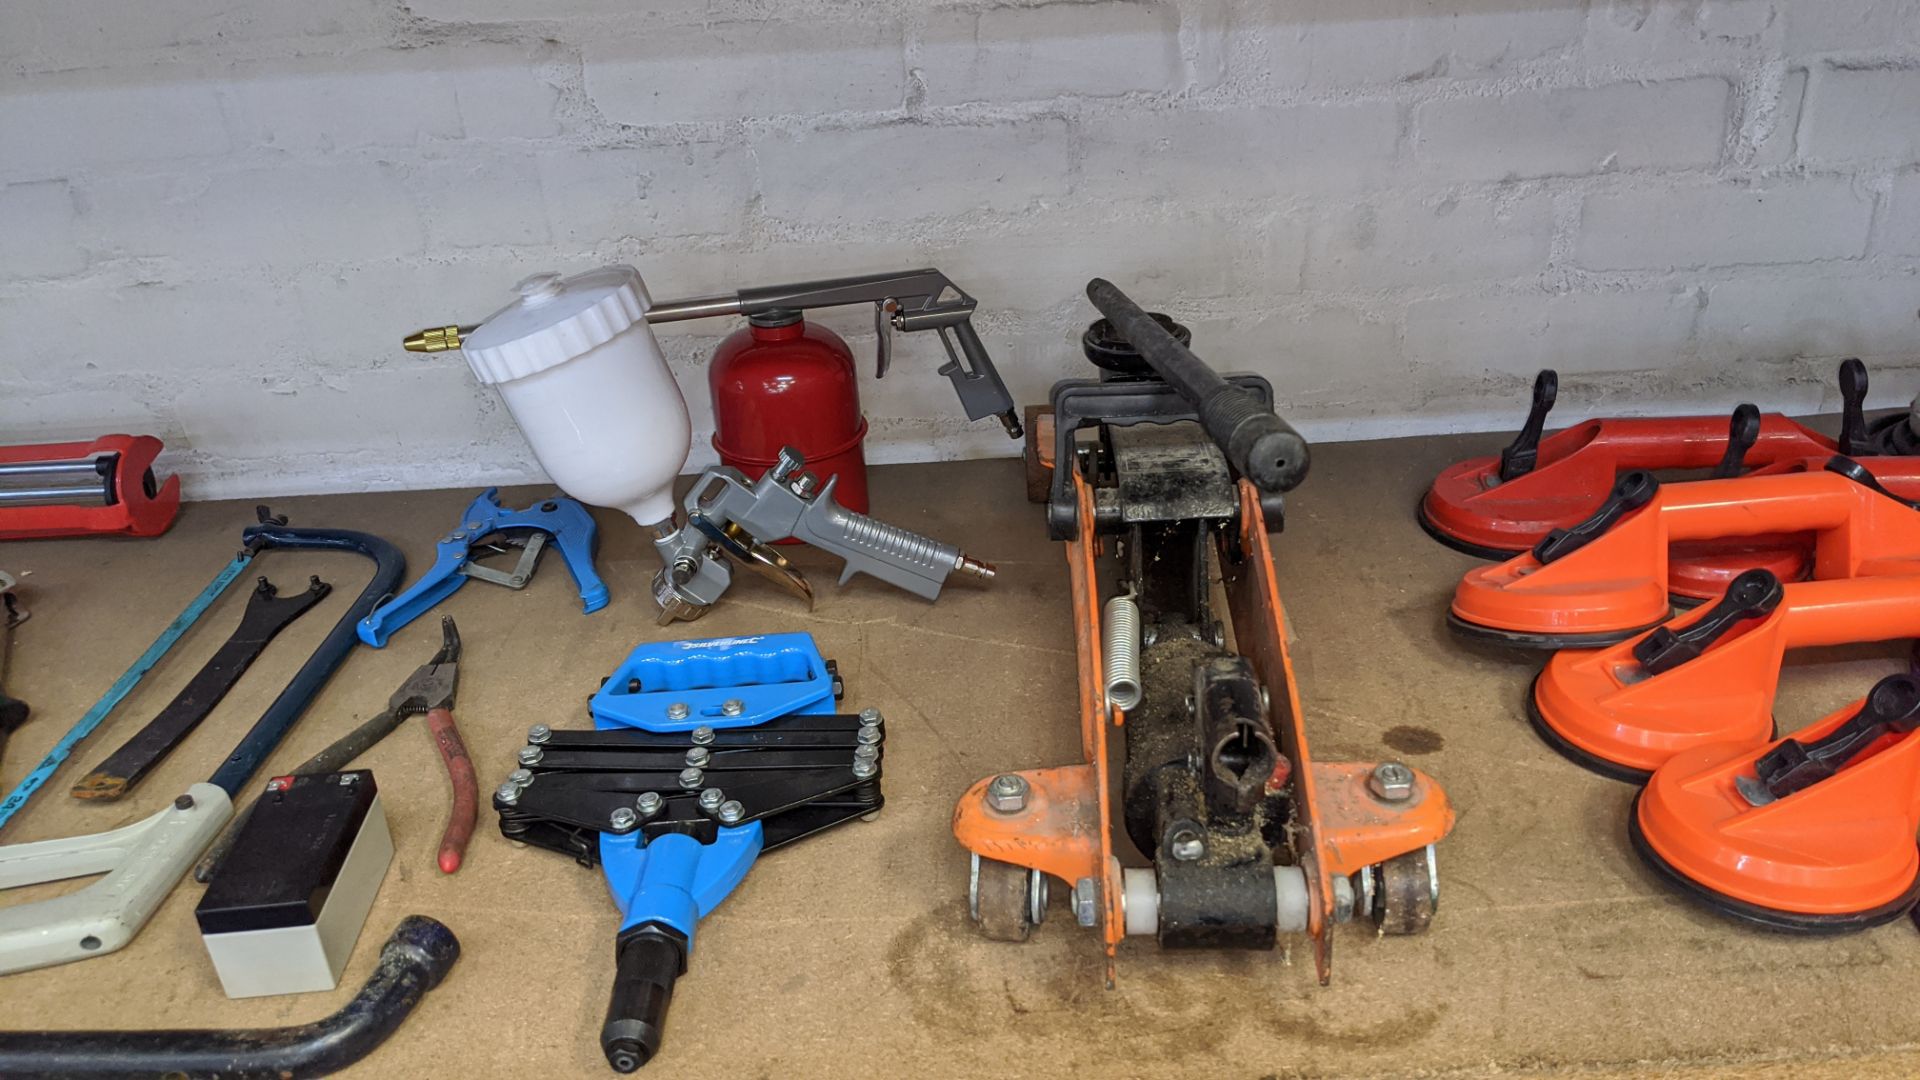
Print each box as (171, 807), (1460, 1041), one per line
(954, 280), (1453, 982)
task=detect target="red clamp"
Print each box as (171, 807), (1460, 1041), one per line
(0, 435), (180, 540)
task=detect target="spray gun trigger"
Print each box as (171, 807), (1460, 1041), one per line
(689, 516), (815, 609)
(874, 298), (901, 379)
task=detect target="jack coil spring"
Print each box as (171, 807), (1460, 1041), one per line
(1103, 595), (1142, 711)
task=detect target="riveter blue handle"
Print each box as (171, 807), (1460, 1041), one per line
(601, 826), (764, 947)
(357, 489), (606, 648)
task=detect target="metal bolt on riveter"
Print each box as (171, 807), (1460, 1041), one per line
(526, 723), (552, 745)
(678, 767), (704, 789)
(691, 725), (715, 745)
(985, 773), (1029, 813)
(856, 726), (883, 746)
(1369, 761), (1415, 802)
(851, 759), (878, 779)
(721, 699), (746, 717)
(858, 707), (882, 726)
(686, 746), (712, 768)
(609, 806), (638, 831)
(1073, 877), (1100, 927)
(635, 791), (664, 817)
(507, 768), (534, 788)
(717, 800), (746, 825)
(495, 782), (521, 806)
(517, 746), (544, 766)
(666, 702), (691, 721)
(698, 788), (725, 812)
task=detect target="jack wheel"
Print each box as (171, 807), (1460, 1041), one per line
(1372, 845), (1439, 936)
(969, 853), (1046, 942)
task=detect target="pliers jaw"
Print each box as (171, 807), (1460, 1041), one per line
(388, 616), (460, 716)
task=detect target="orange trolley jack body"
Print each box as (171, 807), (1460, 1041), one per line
(954, 281), (1453, 983)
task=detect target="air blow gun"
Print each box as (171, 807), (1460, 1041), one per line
(407, 267), (1023, 438)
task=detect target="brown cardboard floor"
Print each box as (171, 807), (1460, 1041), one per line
(4, 435), (1920, 1079)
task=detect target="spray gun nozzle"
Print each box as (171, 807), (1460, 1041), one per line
(403, 325), (469, 353)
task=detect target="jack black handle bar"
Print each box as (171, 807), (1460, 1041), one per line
(0, 915), (458, 1079)
(1086, 277), (1310, 493)
(208, 523), (406, 798)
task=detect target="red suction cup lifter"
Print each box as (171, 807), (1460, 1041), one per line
(1449, 458), (1920, 648)
(0, 435), (180, 540)
(1633, 672), (1920, 932)
(1421, 360), (1881, 558)
(1530, 570), (1920, 779)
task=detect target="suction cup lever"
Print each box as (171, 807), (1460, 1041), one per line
(1710, 403), (1762, 479)
(1751, 673), (1920, 801)
(1823, 455), (1920, 510)
(1631, 568), (1783, 676)
(1531, 470), (1658, 563)
(1836, 358), (1870, 457)
(1498, 370), (1559, 482)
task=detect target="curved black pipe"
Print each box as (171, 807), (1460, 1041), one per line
(209, 523), (406, 796)
(0, 915), (458, 1079)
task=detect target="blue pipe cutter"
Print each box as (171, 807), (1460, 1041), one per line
(359, 488), (608, 647)
(492, 633), (880, 1071)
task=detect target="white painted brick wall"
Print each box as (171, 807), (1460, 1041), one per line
(1412, 79), (1732, 180)
(0, 0), (1916, 500)
(1576, 177), (1877, 269)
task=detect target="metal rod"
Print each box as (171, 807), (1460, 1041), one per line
(0, 487), (111, 508)
(0, 459), (104, 479)
(642, 292), (744, 324)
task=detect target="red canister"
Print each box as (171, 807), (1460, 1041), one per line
(709, 309), (870, 515)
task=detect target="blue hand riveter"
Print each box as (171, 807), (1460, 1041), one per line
(490, 632), (881, 1070)
(358, 488), (609, 647)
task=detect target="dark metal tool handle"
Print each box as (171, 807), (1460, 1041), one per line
(0, 915), (459, 1080)
(207, 523), (406, 797)
(1085, 278), (1309, 493)
(1532, 470), (1659, 563)
(1837, 358), (1870, 457)
(1632, 568), (1783, 675)
(1711, 403), (1762, 479)
(72, 576), (332, 802)
(1756, 673), (1920, 799)
(1498, 369), (1558, 482)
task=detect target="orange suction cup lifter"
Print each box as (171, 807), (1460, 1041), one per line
(1633, 673), (1920, 932)
(1453, 464), (1920, 647)
(1533, 572), (1920, 778)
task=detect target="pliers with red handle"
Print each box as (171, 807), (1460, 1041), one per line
(194, 616), (478, 881)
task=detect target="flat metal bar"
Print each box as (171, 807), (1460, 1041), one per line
(0, 550), (256, 835)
